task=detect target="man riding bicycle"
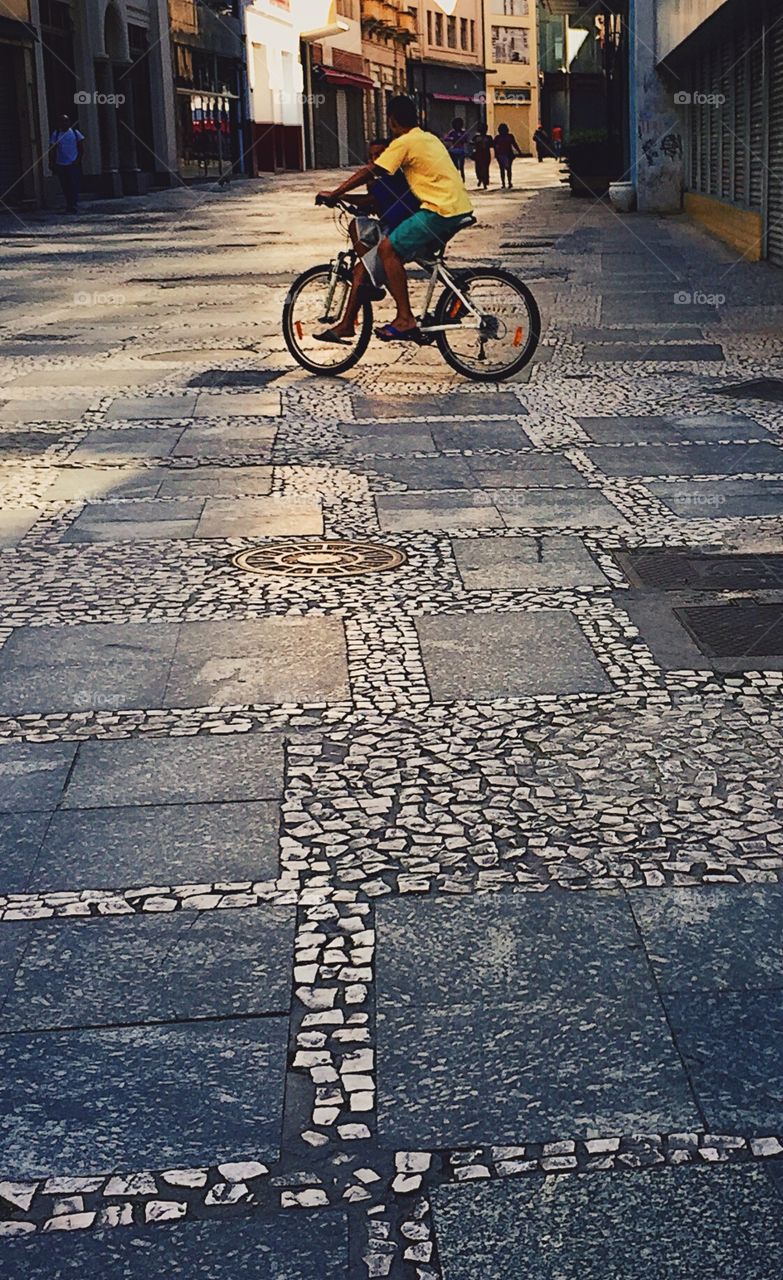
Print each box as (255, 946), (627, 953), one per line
(317, 95), (473, 343)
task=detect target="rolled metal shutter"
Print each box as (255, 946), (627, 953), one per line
(708, 46), (719, 194)
(720, 37), (734, 200)
(769, 20), (783, 265)
(694, 56), (707, 192)
(750, 35), (765, 209)
(733, 26), (748, 206)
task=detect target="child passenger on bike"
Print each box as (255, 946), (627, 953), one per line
(315, 140), (419, 345)
(317, 95), (473, 343)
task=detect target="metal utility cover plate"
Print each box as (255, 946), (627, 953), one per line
(719, 379), (783, 403)
(190, 370), (283, 388)
(614, 551), (783, 592)
(674, 605), (783, 657)
(232, 539), (407, 578)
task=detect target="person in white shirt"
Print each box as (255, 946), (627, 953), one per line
(48, 114), (85, 213)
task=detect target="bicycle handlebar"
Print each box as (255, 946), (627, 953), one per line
(315, 194), (362, 212)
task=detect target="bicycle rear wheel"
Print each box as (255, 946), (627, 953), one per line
(283, 263), (372, 376)
(434, 267), (540, 382)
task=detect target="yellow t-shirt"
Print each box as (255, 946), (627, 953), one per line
(375, 127), (473, 218)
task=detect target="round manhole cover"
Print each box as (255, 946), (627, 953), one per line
(232, 540), (406, 578)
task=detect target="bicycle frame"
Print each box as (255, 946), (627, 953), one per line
(322, 240), (484, 335)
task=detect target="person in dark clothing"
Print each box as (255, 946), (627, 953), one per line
(493, 122), (522, 188)
(472, 123), (493, 190)
(315, 140), (420, 343)
(533, 124), (551, 163)
(442, 117), (469, 177)
(48, 113), (84, 213)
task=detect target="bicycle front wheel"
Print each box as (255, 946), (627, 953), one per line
(434, 267), (541, 382)
(282, 264), (372, 376)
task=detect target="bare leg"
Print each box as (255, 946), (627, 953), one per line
(329, 257), (370, 338)
(377, 236), (416, 332)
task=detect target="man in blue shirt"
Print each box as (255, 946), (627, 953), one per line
(48, 114), (85, 213)
(315, 140), (419, 344)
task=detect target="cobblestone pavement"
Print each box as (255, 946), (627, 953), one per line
(2, 163), (783, 1277)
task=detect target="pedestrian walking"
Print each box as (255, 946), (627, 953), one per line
(551, 125), (563, 159)
(48, 114), (84, 213)
(442, 118), (469, 178)
(493, 122), (522, 188)
(472, 123), (493, 190)
(533, 124), (551, 163)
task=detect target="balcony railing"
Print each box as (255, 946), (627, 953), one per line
(361, 0), (417, 41)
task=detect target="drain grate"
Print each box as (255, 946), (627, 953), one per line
(189, 370), (283, 388)
(233, 539), (407, 578)
(674, 604), (783, 657)
(719, 379), (783, 403)
(615, 550), (783, 591)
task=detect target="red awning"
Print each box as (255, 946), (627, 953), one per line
(431, 92), (473, 102)
(323, 68), (375, 91)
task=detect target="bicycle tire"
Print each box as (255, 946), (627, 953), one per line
(282, 263), (373, 376)
(434, 266), (541, 382)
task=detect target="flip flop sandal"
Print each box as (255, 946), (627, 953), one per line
(314, 329), (351, 344)
(375, 324), (423, 343)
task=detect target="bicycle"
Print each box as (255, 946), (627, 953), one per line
(282, 197), (541, 382)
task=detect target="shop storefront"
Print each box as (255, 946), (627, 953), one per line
(408, 59), (486, 137)
(170, 0), (245, 181)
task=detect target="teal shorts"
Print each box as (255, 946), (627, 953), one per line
(388, 209), (468, 261)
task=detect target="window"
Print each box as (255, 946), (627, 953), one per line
(491, 0), (528, 13)
(434, 11), (443, 44)
(460, 16), (468, 49)
(447, 15), (457, 48)
(492, 25), (529, 62)
(426, 8), (432, 43)
(469, 19), (475, 49)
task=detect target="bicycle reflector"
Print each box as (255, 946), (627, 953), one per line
(513, 326), (524, 346)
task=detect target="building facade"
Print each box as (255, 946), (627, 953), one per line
(408, 0), (486, 139)
(483, 0), (537, 152)
(360, 0), (414, 139)
(1, 0), (41, 206)
(654, 0), (783, 266)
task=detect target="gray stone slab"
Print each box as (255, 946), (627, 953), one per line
(353, 392), (525, 419)
(493, 488), (629, 529)
(2, 906), (294, 1030)
(0, 922), (33, 1006)
(376, 490), (502, 533)
(416, 611), (612, 699)
(583, 342), (724, 362)
(106, 395), (198, 420)
(573, 325), (706, 342)
(0, 508), (41, 547)
(196, 496), (322, 538)
(33, 799), (280, 891)
(0, 1212), (350, 1280)
(70, 498), (205, 523)
(62, 517), (201, 543)
(578, 414), (767, 443)
(584, 443), (783, 477)
(69, 428), (183, 461)
(63, 732), (284, 808)
(194, 391), (281, 417)
(163, 618), (348, 707)
(0, 741), (76, 811)
(173, 424), (276, 458)
(667, 991), (783, 1132)
(0, 1015), (288, 1176)
(377, 896), (696, 1147)
(632, 886), (783, 993)
(342, 432), (437, 457)
(430, 420), (534, 450)
(0, 623), (178, 715)
(43, 466), (169, 502)
(368, 457), (474, 489)
(157, 465), (273, 496)
(648, 479), (783, 518)
(0, 812), (51, 893)
(432, 1166), (783, 1280)
(452, 535), (609, 590)
(0, 397), (93, 423)
(467, 454), (588, 488)
(618, 595), (714, 671)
